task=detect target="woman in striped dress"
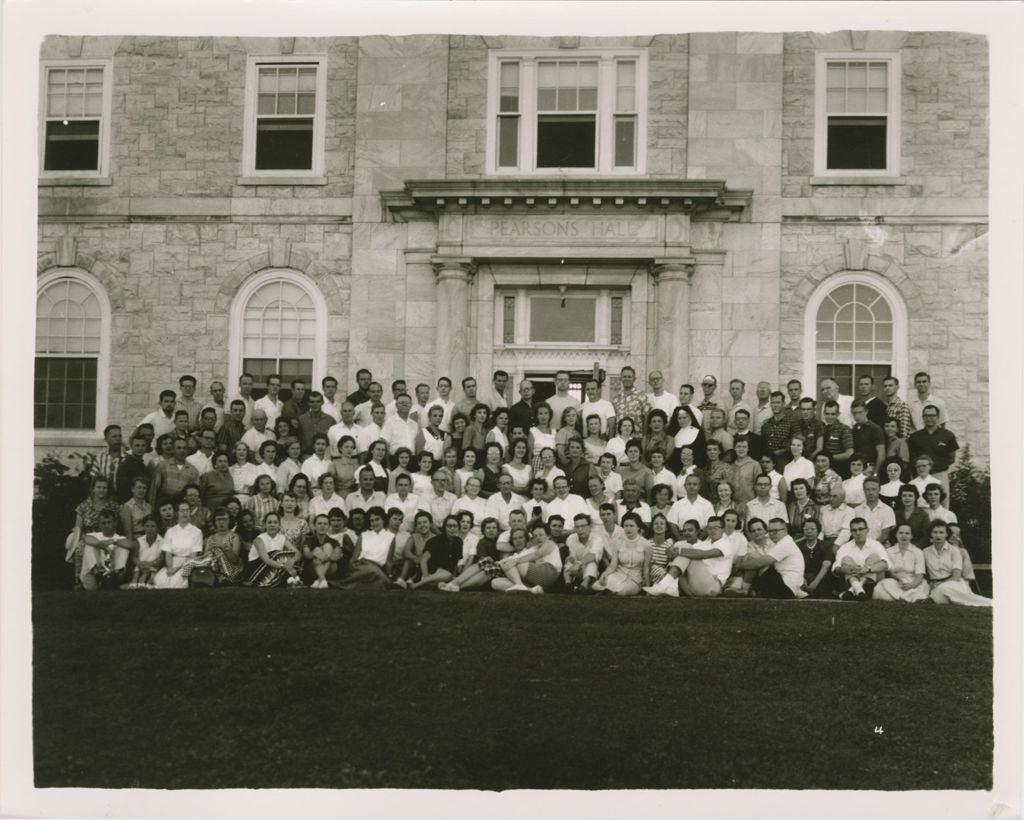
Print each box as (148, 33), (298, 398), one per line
(244, 512), (302, 587)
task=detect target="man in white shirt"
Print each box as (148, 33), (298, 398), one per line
(908, 371), (948, 430)
(241, 409), (274, 461)
(667, 475), (714, 531)
(820, 485), (854, 551)
(185, 428), (217, 476)
(140, 389), (178, 440)
(731, 518), (807, 598)
(417, 472), (457, 533)
(546, 475), (589, 527)
(381, 393), (419, 459)
(484, 369), (513, 410)
(253, 374), (284, 429)
(485, 474), (524, 532)
(546, 370), (581, 430)
(345, 468), (387, 516)
(321, 376), (343, 422)
(819, 378), (854, 427)
(645, 517), (736, 598)
(581, 379), (616, 437)
(424, 376), (457, 432)
(409, 383), (432, 427)
(383, 379), (408, 418)
(677, 383), (703, 428)
(384, 473), (421, 532)
(355, 403), (387, 454)
(852, 477), (896, 544)
(725, 378), (754, 434)
(353, 381), (385, 426)
(751, 381), (772, 434)
(202, 381), (228, 431)
(327, 402), (362, 457)
(645, 370), (679, 422)
(563, 513), (605, 591)
(231, 372), (256, 428)
(832, 517), (891, 600)
(745, 474), (788, 524)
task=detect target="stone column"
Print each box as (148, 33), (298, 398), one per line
(652, 258), (696, 391)
(431, 256), (477, 382)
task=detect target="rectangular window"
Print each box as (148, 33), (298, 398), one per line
(34, 357), (98, 430)
(487, 50), (647, 175)
(243, 56), (326, 178)
(40, 62), (112, 177)
(815, 53), (900, 177)
(816, 364), (891, 398)
(496, 288), (629, 348)
(243, 357), (313, 403)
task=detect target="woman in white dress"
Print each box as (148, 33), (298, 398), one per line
(782, 435), (815, 489)
(338, 506), (396, 589)
(454, 447), (482, 498)
(873, 523), (930, 602)
(582, 414), (607, 465)
(503, 438), (533, 498)
(485, 407), (510, 456)
(604, 417), (637, 467)
(593, 513), (651, 596)
(229, 441), (259, 506)
(153, 501), (204, 589)
(923, 521), (991, 607)
(529, 403), (556, 475)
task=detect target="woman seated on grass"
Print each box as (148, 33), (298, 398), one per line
(593, 512), (651, 596)
(440, 517), (506, 592)
(302, 513), (344, 589)
(244, 511), (303, 587)
(872, 523), (930, 603)
(492, 520), (562, 594)
(180, 506), (243, 587)
(80, 509), (133, 591)
(153, 501), (205, 589)
(337, 506), (395, 589)
(400, 514), (463, 590)
(923, 521), (992, 607)
(127, 514), (163, 589)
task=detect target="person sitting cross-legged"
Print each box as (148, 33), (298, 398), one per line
(643, 516), (737, 598)
(832, 517), (890, 601)
(561, 512), (605, 593)
(491, 520), (562, 594)
(406, 514), (463, 590)
(439, 517), (508, 592)
(729, 517), (808, 599)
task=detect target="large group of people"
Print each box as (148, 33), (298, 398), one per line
(66, 365), (989, 606)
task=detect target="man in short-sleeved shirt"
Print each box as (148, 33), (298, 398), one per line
(546, 371), (581, 430)
(821, 401), (855, 478)
(908, 372), (948, 430)
(851, 400), (886, 470)
(882, 377), (913, 440)
(581, 379), (616, 438)
(667, 475), (714, 530)
(745, 474), (788, 524)
(908, 408), (959, 476)
(254, 374), (284, 429)
(612, 366), (649, 432)
(732, 519), (807, 598)
(852, 478), (896, 543)
(760, 392), (796, 468)
(645, 370), (679, 423)
(832, 517), (891, 599)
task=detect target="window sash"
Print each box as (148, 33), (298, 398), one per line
(496, 288), (629, 347)
(40, 61), (111, 177)
(34, 356), (98, 430)
(489, 52), (646, 174)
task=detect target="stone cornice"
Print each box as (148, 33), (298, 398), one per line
(382, 178), (752, 223)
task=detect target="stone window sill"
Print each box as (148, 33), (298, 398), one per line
(39, 176), (113, 187)
(35, 433), (104, 449)
(810, 176), (907, 186)
(236, 175), (327, 186)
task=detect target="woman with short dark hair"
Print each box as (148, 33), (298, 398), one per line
(492, 520), (562, 594)
(593, 512), (651, 596)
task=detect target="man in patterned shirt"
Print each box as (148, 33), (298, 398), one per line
(612, 366), (649, 432)
(794, 397), (824, 456)
(759, 391), (796, 469)
(882, 376), (913, 440)
(92, 424), (127, 496)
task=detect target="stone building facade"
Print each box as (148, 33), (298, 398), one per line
(35, 32), (988, 461)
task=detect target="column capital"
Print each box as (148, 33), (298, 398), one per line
(650, 258), (696, 283)
(431, 255), (477, 280)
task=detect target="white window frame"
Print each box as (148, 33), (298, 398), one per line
(241, 54), (328, 179)
(485, 49), (648, 176)
(35, 269), (111, 438)
(39, 59), (114, 180)
(227, 269), (328, 398)
(814, 51), (901, 178)
(494, 287), (631, 349)
(802, 272), (907, 395)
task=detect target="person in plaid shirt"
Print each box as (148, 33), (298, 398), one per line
(611, 366), (649, 433)
(92, 424), (127, 497)
(759, 391), (797, 469)
(882, 376), (913, 440)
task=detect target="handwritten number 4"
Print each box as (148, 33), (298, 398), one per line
(874, 726), (884, 735)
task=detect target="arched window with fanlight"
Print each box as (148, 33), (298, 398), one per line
(804, 272), (907, 397)
(228, 270), (327, 401)
(35, 271), (111, 434)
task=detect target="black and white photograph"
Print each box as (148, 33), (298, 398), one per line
(1, 2), (1021, 819)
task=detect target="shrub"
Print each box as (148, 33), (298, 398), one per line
(948, 445), (991, 565)
(33, 452), (97, 590)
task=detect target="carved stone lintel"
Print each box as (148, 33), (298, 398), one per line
(431, 256), (477, 281)
(270, 237), (292, 268)
(844, 239), (868, 271)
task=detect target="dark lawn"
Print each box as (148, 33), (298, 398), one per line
(32, 589), (992, 790)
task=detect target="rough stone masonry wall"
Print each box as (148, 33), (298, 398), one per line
(446, 34), (688, 178)
(686, 33), (784, 391)
(782, 31), (988, 199)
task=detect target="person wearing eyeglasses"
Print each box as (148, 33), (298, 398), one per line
(832, 517), (890, 601)
(729, 518), (807, 599)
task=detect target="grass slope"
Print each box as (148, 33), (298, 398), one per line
(32, 590), (992, 790)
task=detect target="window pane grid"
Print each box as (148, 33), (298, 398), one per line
(610, 296), (624, 345)
(815, 283), (894, 363)
(36, 278), (102, 355)
(242, 279), (317, 387)
(46, 67), (104, 119)
(825, 60), (888, 114)
(536, 60), (599, 112)
(34, 356), (97, 429)
(502, 296), (516, 344)
(256, 65), (317, 118)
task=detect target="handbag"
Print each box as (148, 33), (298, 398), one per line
(189, 566), (216, 587)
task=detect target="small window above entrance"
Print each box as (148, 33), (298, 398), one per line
(497, 287), (628, 349)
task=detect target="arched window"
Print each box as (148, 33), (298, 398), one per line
(229, 270), (327, 401)
(804, 272), (907, 396)
(35, 271), (110, 433)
